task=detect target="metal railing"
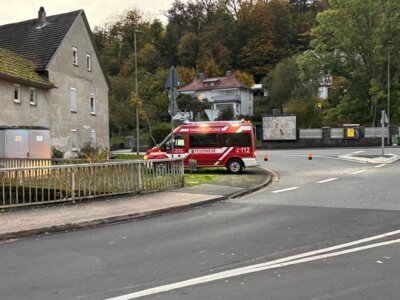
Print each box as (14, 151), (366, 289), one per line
(0, 159), (184, 208)
(0, 158), (90, 169)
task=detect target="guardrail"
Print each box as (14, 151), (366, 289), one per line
(0, 159), (184, 208)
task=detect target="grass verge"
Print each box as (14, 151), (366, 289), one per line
(111, 154), (144, 160)
(184, 173), (219, 187)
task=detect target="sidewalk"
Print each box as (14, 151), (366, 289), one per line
(0, 167), (272, 241)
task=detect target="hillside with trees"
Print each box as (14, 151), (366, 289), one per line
(93, 0), (400, 143)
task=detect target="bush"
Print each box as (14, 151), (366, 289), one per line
(52, 147), (64, 158)
(149, 123), (171, 147)
(79, 142), (110, 162)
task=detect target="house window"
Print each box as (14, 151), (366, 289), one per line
(29, 88), (37, 105)
(13, 85), (21, 103)
(90, 93), (96, 115)
(86, 54), (92, 71)
(72, 47), (78, 66)
(70, 87), (77, 112)
(71, 129), (78, 151)
(91, 130), (97, 145)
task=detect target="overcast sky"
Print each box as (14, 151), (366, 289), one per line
(0, 0), (179, 27)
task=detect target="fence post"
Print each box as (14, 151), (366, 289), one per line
(71, 167), (75, 203)
(180, 159), (184, 187)
(138, 163), (143, 192)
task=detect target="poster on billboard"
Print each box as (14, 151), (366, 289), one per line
(263, 116), (297, 140)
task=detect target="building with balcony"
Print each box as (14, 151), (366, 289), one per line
(178, 71), (253, 120)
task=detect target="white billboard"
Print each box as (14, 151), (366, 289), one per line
(263, 116), (297, 140)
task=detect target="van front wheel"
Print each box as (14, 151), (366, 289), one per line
(226, 158), (244, 174)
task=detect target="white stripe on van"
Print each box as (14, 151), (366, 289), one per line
(214, 147), (234, 166)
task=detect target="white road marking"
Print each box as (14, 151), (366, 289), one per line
(271, 187), (299, 193)
(374, 164), (386, 168)
(349, 170), (367, 175)
(352, 151), (365, 154)
(316, 178), (338, 184)
(105, 230), (400, 300)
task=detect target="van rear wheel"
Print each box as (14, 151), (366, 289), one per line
(226, 158), (243, 174)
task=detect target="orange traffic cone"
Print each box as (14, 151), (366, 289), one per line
(307, 153), (313, 160)
(263, 154), (268, 161)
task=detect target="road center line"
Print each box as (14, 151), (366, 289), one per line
(271, 187), (299, 193)
(374, 164), (386, 168)
(352, 150), (365, 154)
(316, 178), (338, 184)
(350, 170), (367, 175)
(105, 229), (400, 300)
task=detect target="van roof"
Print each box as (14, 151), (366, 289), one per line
(182, 120), (251, 126)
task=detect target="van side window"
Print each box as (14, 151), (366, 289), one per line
(174, 135), (186, 148)
(190, 134), (218, 147)
(190, 133), (251, 147)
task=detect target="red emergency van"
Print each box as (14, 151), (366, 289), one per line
(144, 120), (258, 173)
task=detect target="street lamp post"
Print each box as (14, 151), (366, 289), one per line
(134, 29), (142, 155)
(387, 41), (391, 145)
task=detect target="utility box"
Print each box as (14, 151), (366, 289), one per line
(0, 127), (51, 158)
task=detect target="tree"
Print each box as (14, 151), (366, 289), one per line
(216, 105), (235, 120)
(176, 93), (212, 119)
(233, 70), (255, 87)
(177, 32), (200, 67)
(176, 66), (196, 85)
(265, 57), (300, 109)
(285, 84), (322, 128)
(310, 0), (400, 126)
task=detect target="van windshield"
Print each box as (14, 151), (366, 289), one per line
(158, 132), (172, 147)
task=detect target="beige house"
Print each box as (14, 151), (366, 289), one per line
(0, 7), (110, 157)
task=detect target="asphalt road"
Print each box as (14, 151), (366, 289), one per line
(1, 147), (400, 300)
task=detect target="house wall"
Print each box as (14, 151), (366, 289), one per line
(240, 88), (253, 115)
(180, 87), (254, 117)
(0, 79), (50, 127)
(47, 14), (109, 155)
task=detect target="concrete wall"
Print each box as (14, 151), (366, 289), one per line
(47, 14), (109, 154)
(261, 127), (400, 149)
(0, 80), (50, 127)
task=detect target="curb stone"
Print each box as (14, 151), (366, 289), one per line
(338, 153), (400, 164)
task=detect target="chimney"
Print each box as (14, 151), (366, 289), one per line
(198, 73), (206, 80)
(38, 7), (46, 23)
(225, 70), (232, 77)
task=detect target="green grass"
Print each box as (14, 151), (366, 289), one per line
(111, 136), (125, 144)
(111, 154), (221, 186)
(111, 154), (144, 160)
(184, 173), (219, 187)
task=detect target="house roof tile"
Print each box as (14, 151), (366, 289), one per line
(0, 10), (82, 70)
(178, 76), (249, 92)
(0, 48), (54, 89)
